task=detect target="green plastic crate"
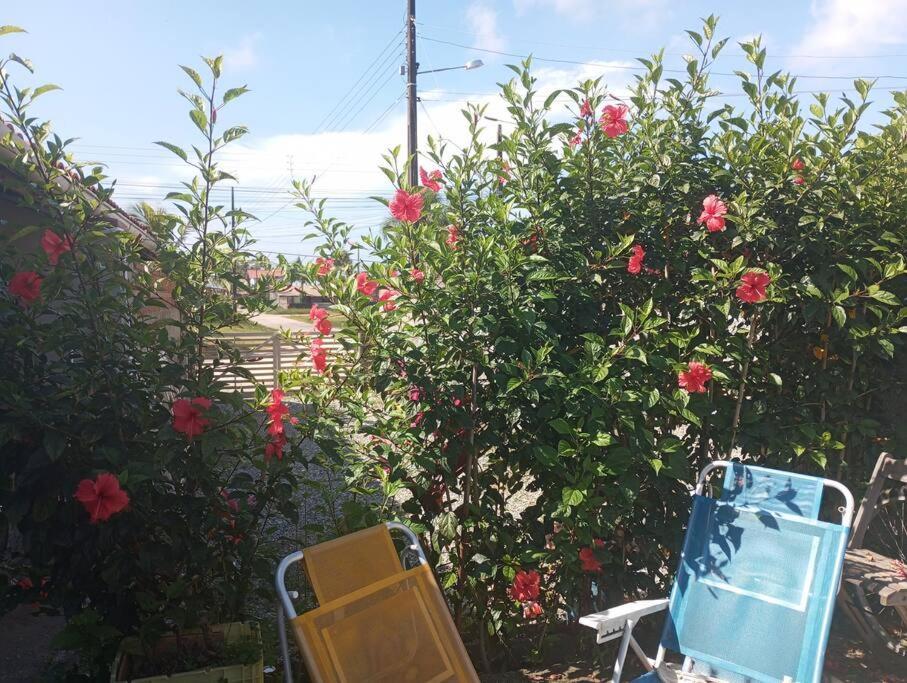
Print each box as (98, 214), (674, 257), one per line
(111, 622), (264, 683)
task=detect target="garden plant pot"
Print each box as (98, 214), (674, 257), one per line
(110, 622), (263, 683)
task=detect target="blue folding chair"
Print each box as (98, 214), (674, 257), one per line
(581, 461), (854, 683)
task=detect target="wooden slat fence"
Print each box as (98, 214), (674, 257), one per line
(206, 332), (342, 396)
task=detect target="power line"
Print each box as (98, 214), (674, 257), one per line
(416, 21), (907, 60)
(419, 35), (907, 81)
(321, 43), (404, 133)
(312, 28), (404, 134)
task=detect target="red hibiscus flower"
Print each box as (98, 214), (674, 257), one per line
(309, 304), (332, 335)
(791, 158), (805, 171)
(409, 387), (422, 402)
(509, 569), (541, 603)
(523, 601), (543, 619)
(264, 388), (295, 461)
(579, 542), (604, 572)
(579, 98), (594, 118)
(446, 225), (460, 249)
(736, 271), (771, 304)
(678, 362), (713, 394)
(698, 194), (728, 233)
(172, 397), (212, 439)
(310, 337), (327, 373)
(793, 175), (804, 186)
(356, 272), (378, 297)
(627, 244), (645, 275)
(41, 229), (74, 266)
(568, 131), (583, 147)
(410, 267), (425, 283)
(378, 288), (399, 312)
(315, 257), (334, 277)
(16, 577), (34, 590)
(8, 271), (42, 306)
(410, 410), (425, 428)
(419, 167), (443, 192)
(389, 189), (424, 222)
(499, 162), (511, 185)
(74, 472), (129, 523)
(599, 104), (629, 138)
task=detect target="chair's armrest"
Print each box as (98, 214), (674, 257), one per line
(579, 598), (669, 643)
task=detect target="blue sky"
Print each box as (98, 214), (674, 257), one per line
(4, 1), (907, 259)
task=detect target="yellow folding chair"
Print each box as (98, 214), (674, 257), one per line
(276, 522), (480, 682)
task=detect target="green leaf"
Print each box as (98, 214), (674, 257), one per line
(43, 431), (66, 461)
(549, 418), (572, 435)
(222, 86), (249, 104)
(869, 289), (899, 306)
(189, 109), (208, 133)
(832, 305), (846, 328)
(153, 141), (188, 162)
(593, 432), (615, 447)
(562, 487), (585, 507)
(436, 511), (457, 541)
(180, 65), (203, 88)
(31, 84), (61, 99)
(0, 26), (26, 37)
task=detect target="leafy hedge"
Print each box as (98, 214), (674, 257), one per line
(288, 17), (907, 664)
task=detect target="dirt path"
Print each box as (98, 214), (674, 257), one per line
(0, 605), (65, 681)
(250, 312), (312, 332)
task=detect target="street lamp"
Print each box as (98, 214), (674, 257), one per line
(417, 59), (484, 76)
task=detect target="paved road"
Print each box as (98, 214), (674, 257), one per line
(251, 312), (313, 332)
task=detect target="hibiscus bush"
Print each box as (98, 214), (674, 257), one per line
(286, 16), (907, 667)
(0, 36), (301, 677)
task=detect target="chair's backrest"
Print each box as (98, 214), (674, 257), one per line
(290, 524), (480, 683)
(719, 462), (823, 520)
(661, 465), (850, 683)
(303, 525), (402, 603)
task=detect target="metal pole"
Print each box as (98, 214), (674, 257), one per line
(406, 0), (418, 188)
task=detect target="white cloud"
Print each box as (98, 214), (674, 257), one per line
(513, 0), (669, 29)
(223, 33), (262, 71)
(795, 0), (907, 57)
(106, 61), (635, 257)
(466, 2), (506, 53)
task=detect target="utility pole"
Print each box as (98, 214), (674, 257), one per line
(406, 0), (418, 189)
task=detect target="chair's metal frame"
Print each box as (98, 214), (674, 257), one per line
(275, 522), (428, 683)
(579, 460), (856, 683)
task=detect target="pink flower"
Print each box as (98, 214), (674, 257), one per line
(378, 288), (399, 312)
(409, 387), (422, 402)
(793, 175), (805, 186)
(568, 131), (583, 147)
(599, 104), (629, 138)
(389, 189), (424, 222)
(310, 337), (327, 373)
(509, 570), (541, 603)
(41, 230), (74, 266)
(410, 411), (425, 428)
(410, 267), (425, 283)
(315, 257), (334, 277)
(499, 162), (511, 185)
(523, 601), (543, 619)
(8, 271), (42, 306)
(698, 194), (728, 233)
(678, 362), (712, 394)
(579, 99), (594, 118)
(356, 272), (378, 297)
(627, 244), (645, 275)
(172, 397), (212, 439)
(419, 167), (443, 192)
(309, 304), (332, 335)
(74, 473), (129, 523)
(791, 158), (805, 171)
(446, 225), (459, 250)
(736, 271), (771, 304)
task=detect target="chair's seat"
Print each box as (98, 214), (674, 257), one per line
(844, 548), (907, 607)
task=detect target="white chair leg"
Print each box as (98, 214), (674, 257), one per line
(612, 619), (635, 683)
(278, 599), (293, 683)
